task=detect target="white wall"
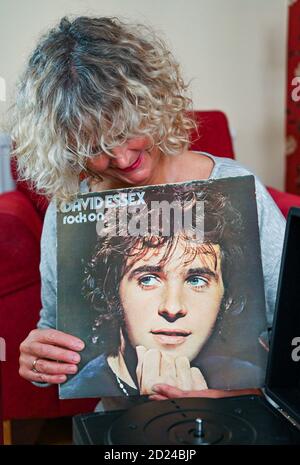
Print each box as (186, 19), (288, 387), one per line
(0, 0), (288, 189)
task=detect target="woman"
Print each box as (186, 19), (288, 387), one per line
(12, 16), (285, 406)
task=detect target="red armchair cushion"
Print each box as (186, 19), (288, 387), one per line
(267, 186), (300, 218)
(189, 110), (235, 159)
(10, 158), (48, 220)
(0, 191), (42, 297)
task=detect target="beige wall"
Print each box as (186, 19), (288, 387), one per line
(0, 0), (287, 189)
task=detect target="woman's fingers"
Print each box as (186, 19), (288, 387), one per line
(149, 386), (263, 402)
(23, 356), (78, 375)
(19, 328), (85, 385)
(18, 354), (79, 383)
(152, 383), (185, 398)
(148, 394), (168, 401)
(22, 328), (85, 352)
(151, 383), (211, 399)
(39, 329), (84, 350)
(28, 341), (81, 364)
(19, 365), (67, 384)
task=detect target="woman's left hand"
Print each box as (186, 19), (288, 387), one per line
(148, 384), (263, 401)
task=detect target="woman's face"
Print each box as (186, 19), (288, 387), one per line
(119, 239), (225, 361)
(86, 137), (162, 187)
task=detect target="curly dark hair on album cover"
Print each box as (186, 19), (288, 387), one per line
(82, 183), (246, 356)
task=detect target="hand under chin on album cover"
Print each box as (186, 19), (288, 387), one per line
(134, 347), (262, 401)
(135, 345), (208, 395)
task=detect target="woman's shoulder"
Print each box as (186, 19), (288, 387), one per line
(190, 151), (262, 184)
(202, 152), (285, 227)
(206, 153), (258, 180)
(206, 154), (276, 204)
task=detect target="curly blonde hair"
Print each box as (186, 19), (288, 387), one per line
(8, 16), (195, 202)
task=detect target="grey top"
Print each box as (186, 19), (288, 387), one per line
(36, 153), (286, 409)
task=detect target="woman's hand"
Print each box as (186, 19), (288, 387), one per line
(148, 384), (263, 401)
(19, 328), (85, 384)
(136, 345), (207, 395)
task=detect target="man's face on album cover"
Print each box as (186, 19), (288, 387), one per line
(119, 238), (225, 361)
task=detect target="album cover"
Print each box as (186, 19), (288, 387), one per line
(57, 175), (268, 399)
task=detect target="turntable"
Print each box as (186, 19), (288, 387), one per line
(73, 208), (300, 445)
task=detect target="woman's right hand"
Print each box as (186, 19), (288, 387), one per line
(19, 328), (85, 384)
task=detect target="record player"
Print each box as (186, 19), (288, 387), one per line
(73, 208), (300, 445)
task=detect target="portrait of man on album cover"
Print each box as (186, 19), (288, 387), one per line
(57, 176), (268, 399)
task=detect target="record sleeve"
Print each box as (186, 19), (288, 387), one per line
(57, 175), (268, 399)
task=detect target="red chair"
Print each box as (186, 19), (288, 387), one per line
(189, 110), (235, 159)
(0, 110), (299, 436)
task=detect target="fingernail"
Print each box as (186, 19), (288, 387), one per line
(152, 384), (161, 392)
(71, 354), (80, 362)
(59, 375), (66, 382)
(73, 341), (84, 350)
(67, 365), (77, 374)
